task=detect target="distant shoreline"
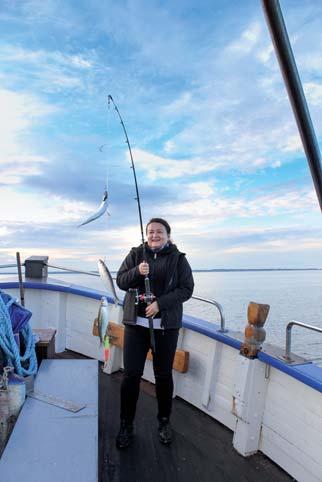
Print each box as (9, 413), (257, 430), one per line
(0, 268), (321, 276)
(192, 268), (322, 272)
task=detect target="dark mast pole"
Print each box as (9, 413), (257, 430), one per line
(262, 0), (322, 212)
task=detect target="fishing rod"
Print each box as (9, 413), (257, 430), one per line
(107, 95), (156, 353)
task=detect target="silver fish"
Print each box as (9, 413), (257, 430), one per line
(98, 259), (120, 305)
(97, 296), (109, 345)
(78, 190), (110, 227)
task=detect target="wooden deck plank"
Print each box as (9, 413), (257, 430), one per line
(99, 370), (293, 482)
(0, 359), (98, 482)
(0, 349), (294, 482)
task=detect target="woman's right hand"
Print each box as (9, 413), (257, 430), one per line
(138, 261), (149, 276)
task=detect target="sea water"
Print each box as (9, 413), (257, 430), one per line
(50, 269), (322, 365)
(185, 270), (322, 364)
(1, 269), (321, 364)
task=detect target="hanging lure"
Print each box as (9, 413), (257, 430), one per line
(97, 296), (110, 365)
(103, 335), (110, 369)
(78, 175), (110, 227)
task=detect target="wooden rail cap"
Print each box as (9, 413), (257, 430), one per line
(240, 301), (270, 358)
(247, 302), (270, 326)
(102, 321), (189, 373)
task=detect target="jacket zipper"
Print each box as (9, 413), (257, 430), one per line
(153, 251), (162, 328)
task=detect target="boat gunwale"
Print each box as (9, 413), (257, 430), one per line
(1, 279), (322, 394)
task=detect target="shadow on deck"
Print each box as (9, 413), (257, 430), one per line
(100, 371), (293, 482)
(56, 351), (293, 482)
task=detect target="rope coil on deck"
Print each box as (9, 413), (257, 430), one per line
(0, 291), (37, 376)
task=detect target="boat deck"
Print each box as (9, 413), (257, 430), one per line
(99, 370), (292, 482)
(56, 350), (292, 482)
(0, 347), (294, 482)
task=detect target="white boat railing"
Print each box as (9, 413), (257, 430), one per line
(46, 264), (227, 331)
(46, 263), (100, 277)
(5, 263), (322, 352)
(284, 320), (322, 362)
(190, 295), (226, 332)
(0, 262), (227, 332)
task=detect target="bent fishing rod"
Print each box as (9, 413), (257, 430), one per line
(108, 95), (156, 353)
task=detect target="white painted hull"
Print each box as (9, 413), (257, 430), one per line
(3, 282), (322, 482)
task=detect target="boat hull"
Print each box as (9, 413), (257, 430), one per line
(1, 279), (322, 482)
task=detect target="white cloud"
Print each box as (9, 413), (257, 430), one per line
(0, 246), (92, 265)
(1, 155), (49, 184)
(162, 91), (192, 115)
(298, 52), (322, 75)
(0, 89), (58, 183)
(0, 227), (11, 237)
(1, 3), (322, 271)
(0, 45), (93, 69)
(224, 237), (322, 254)
(0, 45), (99, 95)
(185, 182), (215, 199)
(0, 188), (91, 224)
(0, 220), (144, 270)
(156, 16), (322, 174)
(256, 44), (274, 64)
(0, 88), (56, 133)
(131, 148), (217, 180)
(160, 187), (318, 227)
(164, 140), (176, 153)
(226, 22), (262, 55)
(165, 119), (299, 172)
(271, 160), (281, 168)
(282, 135), (302, 153)
(304, 82), (322, 106)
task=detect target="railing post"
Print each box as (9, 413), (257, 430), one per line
(191, 296), (226, 332)
(232, 356), (269, 456)
(240, 302), (270, 358)
(232, 302), (269, 456)
(233, 301), (271, 456)
(283, 320), (322, 363)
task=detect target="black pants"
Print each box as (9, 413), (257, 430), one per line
(120, 324), (179, 423)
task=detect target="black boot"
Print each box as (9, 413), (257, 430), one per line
(158, 417), (172, 444)
(116, 420), (134, 449)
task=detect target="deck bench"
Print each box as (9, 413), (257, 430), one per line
(0, 359), (98, 482)
(33, 328), (56, 364)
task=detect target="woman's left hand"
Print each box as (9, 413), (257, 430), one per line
(146, 301), (159, 318)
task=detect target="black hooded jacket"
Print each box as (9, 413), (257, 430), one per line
(116, 243), (194, 329)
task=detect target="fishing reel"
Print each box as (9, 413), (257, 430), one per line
(130, 289), (155, 305)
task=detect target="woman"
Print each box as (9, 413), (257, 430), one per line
(115, 218), (194, 449)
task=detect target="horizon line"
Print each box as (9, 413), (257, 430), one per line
(192, 267), (322, 272)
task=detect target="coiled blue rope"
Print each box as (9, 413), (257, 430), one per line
(0, 293), (38, 376)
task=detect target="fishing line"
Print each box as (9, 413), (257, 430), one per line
(107, 94), (156, 353)
(107, 95), (145, 251)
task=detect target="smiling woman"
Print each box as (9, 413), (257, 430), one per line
(146, 218), (171, 250)
(115, 217), (194, 448)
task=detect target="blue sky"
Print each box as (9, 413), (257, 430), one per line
(0, 0), (322, 270)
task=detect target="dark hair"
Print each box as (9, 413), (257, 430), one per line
(146, 218), (171, 235)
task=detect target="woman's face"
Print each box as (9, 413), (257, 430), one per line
(147, 222), (169, 250)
